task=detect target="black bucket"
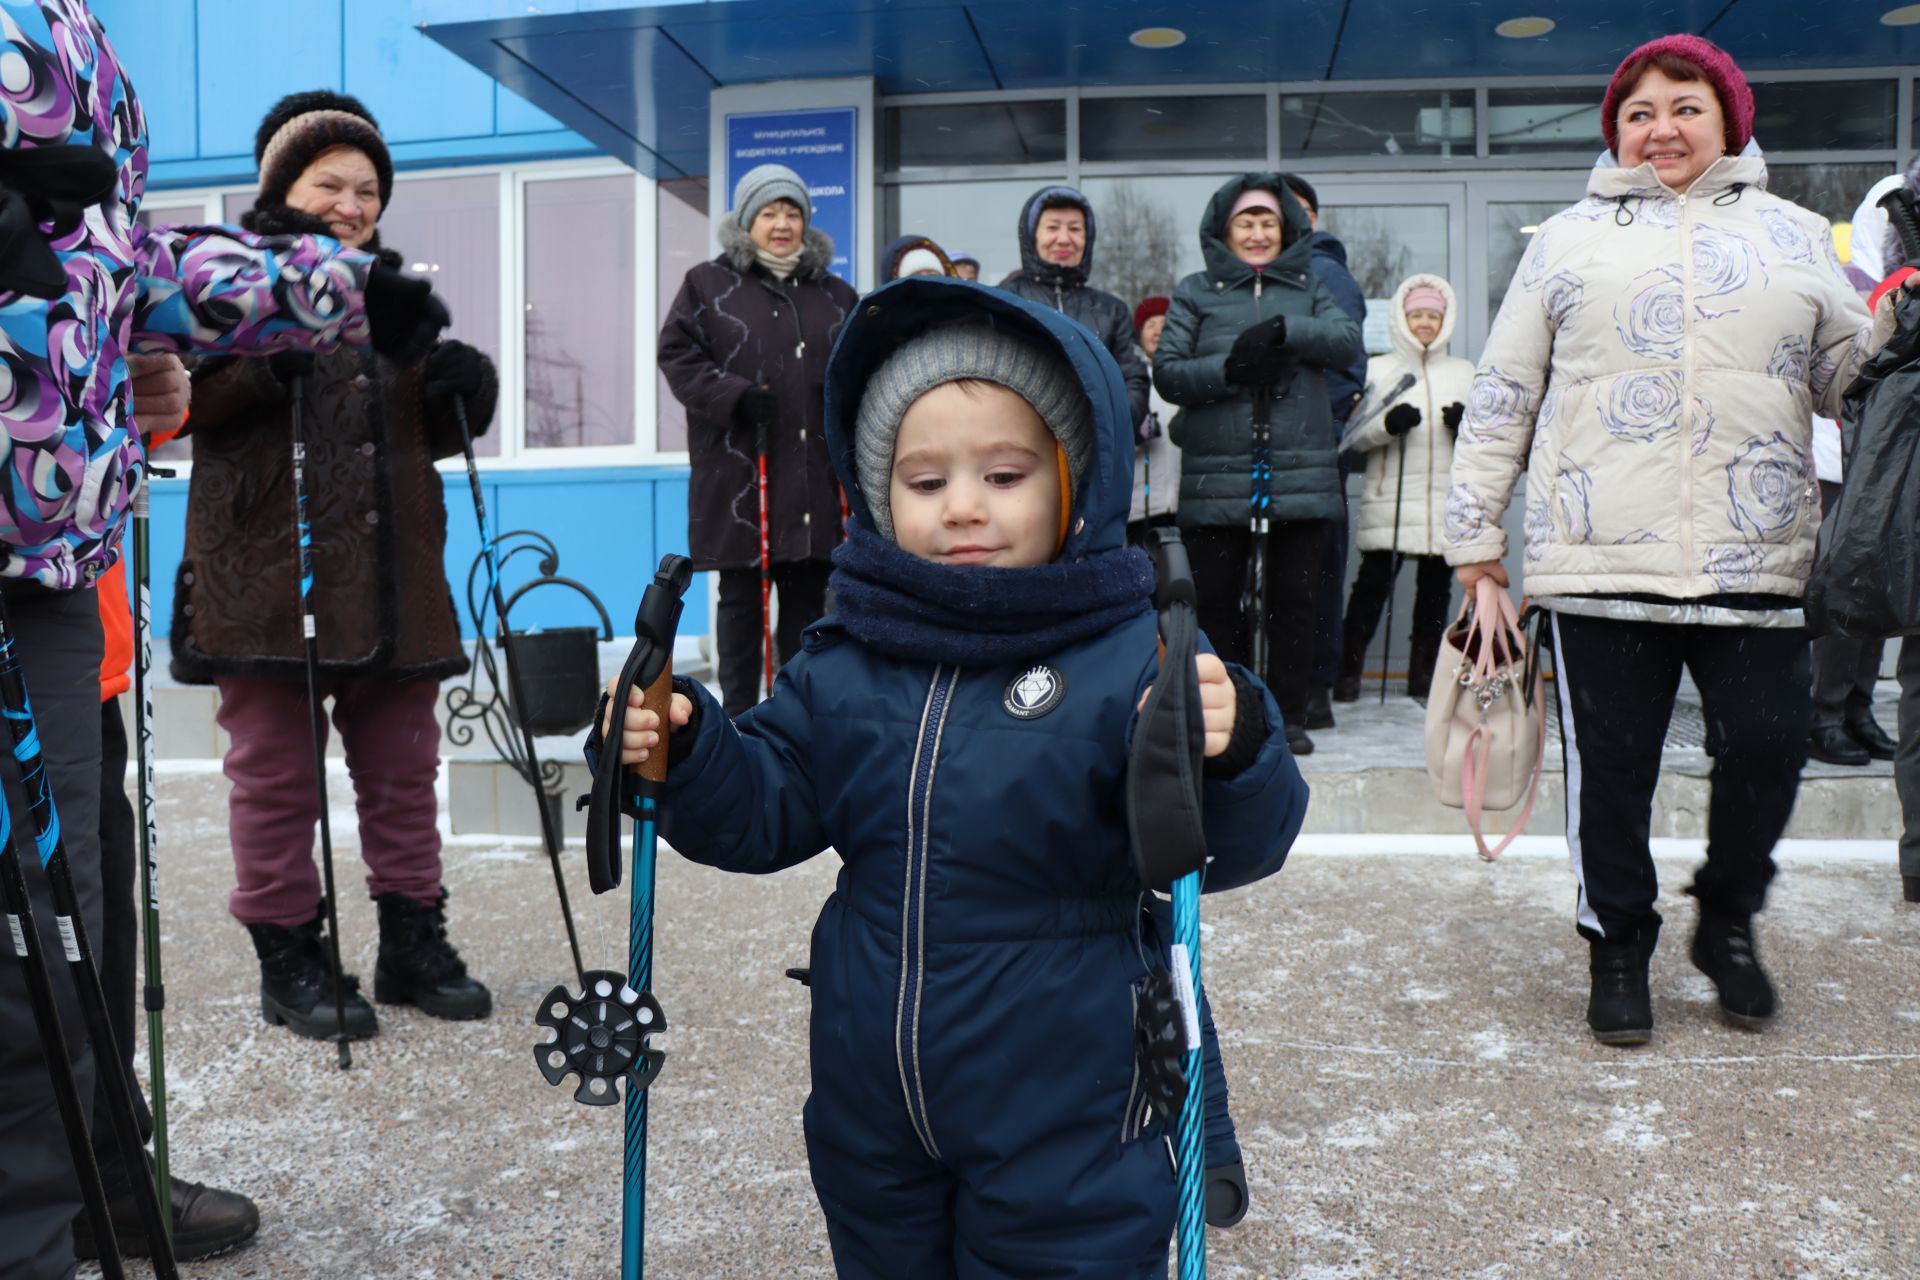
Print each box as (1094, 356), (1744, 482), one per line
(502, 626), (603, 735)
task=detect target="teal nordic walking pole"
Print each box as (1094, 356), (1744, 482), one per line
(0, 692), (126, 1280)
(131, 478), (173, 1241)
(539, 554), (694, 1280)
(1129, 528), (1213, 1279)
(0, 586), (179, 1278)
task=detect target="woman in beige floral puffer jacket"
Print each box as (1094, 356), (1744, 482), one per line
(1444, 35), (1898, 1051)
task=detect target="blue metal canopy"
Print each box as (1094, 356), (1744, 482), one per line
(416, 0), (1920, 177)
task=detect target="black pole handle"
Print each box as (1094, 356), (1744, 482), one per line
(1879, 189), (1920, 268)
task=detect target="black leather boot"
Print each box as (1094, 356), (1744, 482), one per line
(247, 910), (378, 1040)
(1844, 711), (1897, 761)
(1690, 910), (1776, 1028)
(73, 1154), (260, 1262)
(1587, 932), (1655, 1046)
(373, 890), (493, 1020)
(1808, 722), (1870, 766)
(1305, 684), (1336, 730)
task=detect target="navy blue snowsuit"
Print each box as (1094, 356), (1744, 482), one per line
(654, 280), (1309, 1277)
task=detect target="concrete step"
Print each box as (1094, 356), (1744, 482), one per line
(1300, 690), (1900, 840)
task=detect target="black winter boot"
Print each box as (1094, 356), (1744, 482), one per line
(1690, 911), (1776, 1028)
(1406, 631), (1440, 703)
(73, 1154), (260, 1262)
(373, 890), (492, 1020)
(247, 911), (378, 1041)
(1586, 934), (1654, 1046)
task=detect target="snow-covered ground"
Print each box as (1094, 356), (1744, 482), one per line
(79, 764), (1920, 1279)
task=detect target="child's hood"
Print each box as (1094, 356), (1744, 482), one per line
(824, 276), (1136, 561)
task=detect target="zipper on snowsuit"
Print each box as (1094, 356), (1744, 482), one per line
(896, 664), (958, 1160)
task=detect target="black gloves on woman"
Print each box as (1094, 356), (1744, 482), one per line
(424, 340), (498, 436)
(733, 385), (780, 429)
(366, 262), (451, 365)
(1384, 404), (1421, 436)
(1442, 402), (1465, 434)
(1224, 316), (1293, 387)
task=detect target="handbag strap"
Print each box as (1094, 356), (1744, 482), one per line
(1460, 661), (1548, 862)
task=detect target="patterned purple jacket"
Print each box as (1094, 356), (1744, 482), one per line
(0, 0), (375, 589)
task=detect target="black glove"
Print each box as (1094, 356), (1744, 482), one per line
(1442, 402), (1465, 434)
(733, 385), (780, 430)
(1224, 316), (1293, 387)
(1384, 404), (1421, 437)
(365, 262), (451, 365)
(267, 350), (316, 384)
(1139, 410), (1162, 443)
(425, 340), (486, 401)
(425, 340), (499, 437)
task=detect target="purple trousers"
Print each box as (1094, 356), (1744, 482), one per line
(217, 675), (445, 928)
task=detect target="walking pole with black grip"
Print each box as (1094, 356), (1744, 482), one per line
(1880, 187), (1920, 267)
(1381, 431), (1408, 705)
(1243, 387), (1273, 682)
(286, 370), (354, 1070)
(1130, 528), (1212, 1279)
(756, 412), (774, 700)
(448, 396), (588, 987)
(0, 588), (178, 1278)
(0, 711), (125, 1280)
(540, 554), (692, 1280)
(131, 473), (174, 1241)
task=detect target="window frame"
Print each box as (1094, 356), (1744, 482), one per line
(138, 156), (679, 474)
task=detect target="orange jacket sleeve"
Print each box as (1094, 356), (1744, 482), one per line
(99, 420), (185, 702)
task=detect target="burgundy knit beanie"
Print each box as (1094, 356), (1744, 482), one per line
(1134, 296), (1170, 334)
(1600, 35), (1754, 160)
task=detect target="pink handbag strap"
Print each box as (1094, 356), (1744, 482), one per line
(1460, 663), (1547, 862)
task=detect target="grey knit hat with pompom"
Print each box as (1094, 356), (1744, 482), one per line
(854, 323), (1093, 542)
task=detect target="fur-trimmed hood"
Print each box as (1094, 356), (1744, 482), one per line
(717, 221), (837, 281)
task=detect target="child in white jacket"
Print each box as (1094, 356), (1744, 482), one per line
(1334, 274), (1475, 701)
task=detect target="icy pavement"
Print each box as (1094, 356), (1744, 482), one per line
(78, 764), (1920, 1279)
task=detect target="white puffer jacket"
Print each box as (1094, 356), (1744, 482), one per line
(1444, 155), (1874, 600)
(1130, 363), (1180, 521)
(1344, 274), (1476, 557)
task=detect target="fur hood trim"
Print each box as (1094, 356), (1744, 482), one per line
(718, 221), (837, 280)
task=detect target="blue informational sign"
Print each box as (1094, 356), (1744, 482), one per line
(725, 108), (858, 287)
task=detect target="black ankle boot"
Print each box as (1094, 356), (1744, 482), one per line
(246, 910), (378, 1041)
(73, 1154), (260, 1262)
(373, 890), (492, 1020)
(1690, 911), (1776, 1028)
(1904, 875), (1920, 904)
(1587, 934), (1654, 1046)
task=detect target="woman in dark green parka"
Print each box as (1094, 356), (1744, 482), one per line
(1154, 175), (1364, 753)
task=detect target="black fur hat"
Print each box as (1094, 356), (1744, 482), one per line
(253, 90), (393, 214)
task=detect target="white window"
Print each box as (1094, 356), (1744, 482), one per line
(134, 161), (676, 465)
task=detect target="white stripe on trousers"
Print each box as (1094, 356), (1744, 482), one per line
(1550, 613), (1605, 937)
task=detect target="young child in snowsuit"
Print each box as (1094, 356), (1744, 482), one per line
(599, 277), (1308, 1277)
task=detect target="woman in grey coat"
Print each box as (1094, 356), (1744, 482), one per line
(1154, 175), (1364, 752)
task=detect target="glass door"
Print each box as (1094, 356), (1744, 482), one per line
(1311, 180), (1467, 360)
(1466, 173), (1590, 357)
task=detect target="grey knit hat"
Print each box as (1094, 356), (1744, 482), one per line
(733, 164), (811, 230)
(855, 323), (1093, 542)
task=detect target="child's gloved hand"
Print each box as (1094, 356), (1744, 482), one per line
(1136, 653), (1238, 758)
(600, 676), (694, 766)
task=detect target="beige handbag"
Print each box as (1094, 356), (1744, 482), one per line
(1423, 577), (1547, 861)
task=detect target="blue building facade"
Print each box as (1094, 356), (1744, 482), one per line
(97, 0), (709, 637)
